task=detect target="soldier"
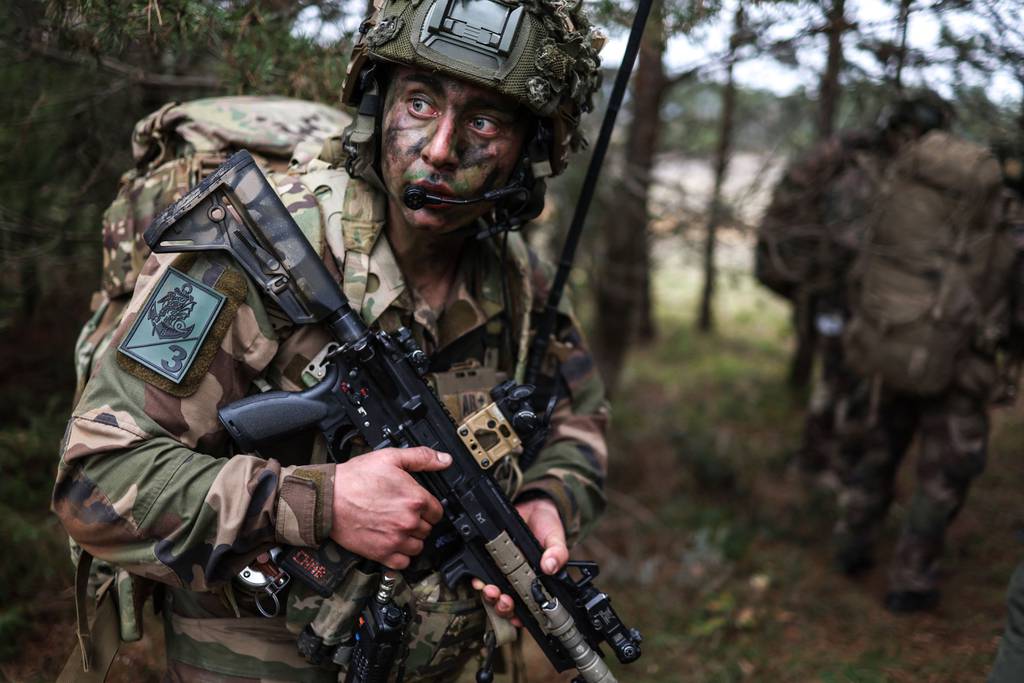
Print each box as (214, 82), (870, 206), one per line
(833, 99), (1016, 613)
(755, 93), (953, 488)
(983, 140), (1024, 682)
(52, 1), (609, 681)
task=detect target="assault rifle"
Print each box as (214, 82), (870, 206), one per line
(145, 150), (642, 682)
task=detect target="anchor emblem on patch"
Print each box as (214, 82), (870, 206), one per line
(149, 282), (197, 340)
(118, 268), (226, 384)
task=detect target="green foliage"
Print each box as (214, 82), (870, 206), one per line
(659, 74), (1019, 162)
(817, 656), (891, 683)
(39, 0), (354, 100)
(0, 393), (75, 643)
(589, 0), (722, 36)
(44, 0), (228, 54)
(0, 508), (68, 609)
(0, 393), (69, 507)
(0, 607), (28, 662)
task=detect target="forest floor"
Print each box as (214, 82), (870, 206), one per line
(2, 240), (1022, 682)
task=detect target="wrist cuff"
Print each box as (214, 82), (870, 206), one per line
(275, 464), (335, 547)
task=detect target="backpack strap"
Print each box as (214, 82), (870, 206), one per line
(57, 551), (120, 683)
(499, 233), (534, 383)
(293, 165), (351, 261)
(337, 177), (391, 322)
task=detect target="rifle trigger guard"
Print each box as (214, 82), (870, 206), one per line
(327, 427), (359, 463)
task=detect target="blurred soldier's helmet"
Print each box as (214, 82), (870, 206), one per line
(878, 90), (955, 136)
(993, 139), (1024, 195)
(340, 0), (606, 179)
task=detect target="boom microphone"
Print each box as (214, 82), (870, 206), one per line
(402, 184), (527, 210)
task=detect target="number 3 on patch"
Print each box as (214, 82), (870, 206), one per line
(161, 344), (189, 374)
(119, 268), (226, 384)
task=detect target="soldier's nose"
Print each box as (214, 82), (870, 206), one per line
(422, 114), (459, 171)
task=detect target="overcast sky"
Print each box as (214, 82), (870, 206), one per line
(599, 0), (1021, 104)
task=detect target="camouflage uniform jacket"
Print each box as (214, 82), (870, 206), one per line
(53, 168), (609, 680)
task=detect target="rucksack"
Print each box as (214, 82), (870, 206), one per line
(842, 129), (1011, 396)
(73, 96), (351, 403)
(755, 132), (885, 301)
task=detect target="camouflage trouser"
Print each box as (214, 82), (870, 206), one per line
(834, 382), (988, 592)
(989, 560), (1024, 683)
(797, 334), (854, 476)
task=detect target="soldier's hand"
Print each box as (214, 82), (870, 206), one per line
(472, 496), (568, 626)
(330, 447), (450, 569)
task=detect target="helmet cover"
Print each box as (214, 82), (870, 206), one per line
(342, 0), (605, 175)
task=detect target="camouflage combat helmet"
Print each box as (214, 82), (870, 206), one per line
(879, 89), (955, 136)
(340, 0), (606, 179)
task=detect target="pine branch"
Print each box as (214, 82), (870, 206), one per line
(12, 40), (222, 90)
(665, 66), (701, 89)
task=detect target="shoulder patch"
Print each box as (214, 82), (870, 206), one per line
(118, 267), (226, 385)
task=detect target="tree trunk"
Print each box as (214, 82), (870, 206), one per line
(817, 0), (845, 140)
(593, 1), (667, 394)
(894, 0), (912, 89)
(1018, 71), (1024, 133)
(697, 3), (743, 332)
(636, 250), (656, 342)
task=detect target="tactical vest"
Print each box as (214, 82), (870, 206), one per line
(250, 168), (539, 681)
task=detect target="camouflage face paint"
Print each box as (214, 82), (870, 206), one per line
(380, 66), (528, 236)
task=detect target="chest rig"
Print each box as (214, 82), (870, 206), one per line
(284, 162), (538, 448)
(216, 160), (550, 676)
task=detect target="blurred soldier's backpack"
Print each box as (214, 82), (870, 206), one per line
(754, 132), (885, 302)
(842, 129), (1011, 395)
(73, 97), (350, 404)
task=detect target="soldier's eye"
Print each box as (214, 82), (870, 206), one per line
(409, 97), (436, 117)
(470, 117), (498, 136)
